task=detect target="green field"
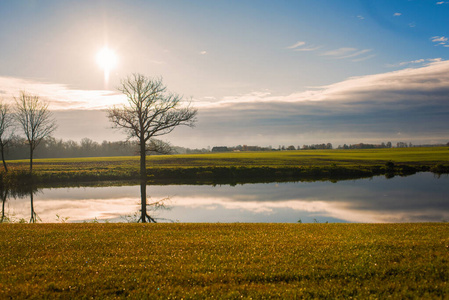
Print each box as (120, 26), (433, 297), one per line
(2, 147), (449, 186)
(1, 223), (448, 299)
(9, 146), (449, 167)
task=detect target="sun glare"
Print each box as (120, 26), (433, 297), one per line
(96, 47), (118, 88)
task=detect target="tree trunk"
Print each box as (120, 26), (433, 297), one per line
(140, 141), (146, 180)
(29, 144), (33, 173)
(140, 140), (147, 222)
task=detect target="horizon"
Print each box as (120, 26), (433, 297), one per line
(1, 1), (448, 148)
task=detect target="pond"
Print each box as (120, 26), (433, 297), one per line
(1, 173), (448, 223)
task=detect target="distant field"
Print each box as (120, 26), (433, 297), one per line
(3, 147), (449, 185)
(0, 223), (448, 299)
(8, 146), (449, 169)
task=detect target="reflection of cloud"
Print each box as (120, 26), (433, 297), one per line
(5, 174), (449, 223)
(6, 198), (139, 222)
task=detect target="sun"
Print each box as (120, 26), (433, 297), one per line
(96, 47), (118, 88)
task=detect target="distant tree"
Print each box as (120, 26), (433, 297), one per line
(0, 101), (14, 172)
(386, 141), (392, 148)
(108, 74), (197, 222)
(286, 145), (296, 151)
(14, 91), (57, 172)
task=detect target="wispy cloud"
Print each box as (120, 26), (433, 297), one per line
(286, 41), (306, 49)
(321, 47), (373, 61)
(431, 36), (448, 47)
(393, 12), (402, 16)
(322, 48), (357, 57)
(294, 46), (321, 52)
(351, 54), (377, 62)
(199, 50), (207, 55)
(386, 58), (442, 68)
(357, 15), (365, 20)
(436, 1), (448, 4)
(287, 41), (320, 52)
(432, 36), (448, 42)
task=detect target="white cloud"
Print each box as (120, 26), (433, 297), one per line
(0, 76), (126, 110)
(351, 54), (376, 62)
(294, 46), (321, 52)
(321, 47), (357, 57)
(200, 50), (207, 55)
(431, 36), (448, 47)
(436, 1), (448, 4)
(432, 36), (448, 43)
(393, 12), (402, 16)
(357, 15), (365, 20)
(203, 59), (449, 106)
(286, 41), (306, 49)
(338, 49), (372, 59)
(321, 48), (374, 61)
(386, 58), (442, 68)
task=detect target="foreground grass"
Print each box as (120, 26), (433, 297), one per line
(1, 223), (448, 299)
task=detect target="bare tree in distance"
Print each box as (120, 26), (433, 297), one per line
(14, 91), (57, 172)
(0, 101), (14, 172)
(108, 74), (197, 222)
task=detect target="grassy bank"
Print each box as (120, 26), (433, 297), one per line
(0, 223), (448, 299)
(2, 147), (449, 186)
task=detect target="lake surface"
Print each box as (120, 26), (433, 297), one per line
(2, 173), (448, 223)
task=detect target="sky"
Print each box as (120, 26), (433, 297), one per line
(0, 0), (448, 148)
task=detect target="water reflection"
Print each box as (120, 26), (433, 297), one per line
(2, 173), (448, 223)
(1, 189), (7, 223)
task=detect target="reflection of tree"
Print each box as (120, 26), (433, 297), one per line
(1, 188), (8, 223)
(0, 186), (40, 223)
(138, 180), (171, 223)
(29, 190), (38, 223)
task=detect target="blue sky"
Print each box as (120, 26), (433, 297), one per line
(1, 0), (448, 148)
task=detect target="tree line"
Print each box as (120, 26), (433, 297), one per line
(2, 137), (141, 160)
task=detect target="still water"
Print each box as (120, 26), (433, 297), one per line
(2, 173), (448, 223)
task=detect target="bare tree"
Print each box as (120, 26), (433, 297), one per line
(14, 91), (57, 172)
(0, 101), (14, 172)
(108, 74), (197, 222)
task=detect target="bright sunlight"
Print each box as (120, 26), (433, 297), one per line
(96, 47), (118, 89)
